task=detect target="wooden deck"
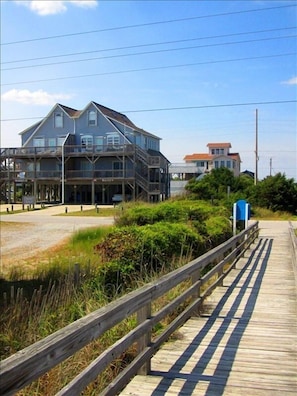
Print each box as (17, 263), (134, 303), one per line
(120, 221), (297, 395)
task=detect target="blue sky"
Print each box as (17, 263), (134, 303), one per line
(1, 0), (296, 180)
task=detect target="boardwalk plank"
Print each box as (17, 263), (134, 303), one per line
(119, 222), (297, 395)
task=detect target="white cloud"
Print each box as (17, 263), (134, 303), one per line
(1, 89), (73, 105)
(282, 76), (297, 85)
(14, 1), (97, 16)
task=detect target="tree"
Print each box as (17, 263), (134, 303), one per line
(186, 168), (252, 200)
(252, 173), (297, 214)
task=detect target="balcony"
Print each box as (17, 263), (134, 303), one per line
(1, 144), (136, 158)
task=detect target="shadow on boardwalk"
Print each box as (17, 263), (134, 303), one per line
(149, 238), (272, 395)
(120, 221), (296, 395)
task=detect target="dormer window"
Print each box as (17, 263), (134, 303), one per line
(54, 112), (63, 128)
(211, 148), (224, 155)
(88, 110), (97, 126)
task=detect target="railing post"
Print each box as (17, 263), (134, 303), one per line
(137, 302), (151, 375)
(191, 269), (201, 316)
(217, 256), (224, 286)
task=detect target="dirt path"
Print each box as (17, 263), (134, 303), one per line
(0, 205), (114, 274)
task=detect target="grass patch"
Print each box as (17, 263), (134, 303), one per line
(252, 207), (297, 220)
(0, 208), (43, 215)
(57, 207), (117, 217)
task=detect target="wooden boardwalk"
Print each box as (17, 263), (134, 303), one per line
(120, 221), (297, 395)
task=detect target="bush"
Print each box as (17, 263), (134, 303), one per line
(204, 216), (233, 246)
(115, 200), (230, 227)
(95, 222), (205, 291)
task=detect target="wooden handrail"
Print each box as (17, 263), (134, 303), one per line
(289, 221), (297, 281)
(0, 222), (259, 396)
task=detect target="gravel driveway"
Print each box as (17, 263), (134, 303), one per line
(0, 205), (114, 273)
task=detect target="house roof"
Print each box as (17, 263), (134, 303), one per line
(19, 120), (43, 135)
(184, 152), (241, 162)
(93, 102), (160, 139)
(207, 142), (231, 148)
(19, 101), (160, 141)
(184, 153), (212, 161)
(184, 142), (241, 162)
(93, 102), (137, 129)
(59, 104), (81, 118)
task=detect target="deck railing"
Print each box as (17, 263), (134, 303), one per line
(0, 144), (136, 157)
(0, 222), (259, 396)
(289, 221), (297, 277)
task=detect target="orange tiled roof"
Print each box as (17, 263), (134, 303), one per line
(184, 153), (212, 161)
(207, 142), (231, 148)
(184, 152), (241, 161)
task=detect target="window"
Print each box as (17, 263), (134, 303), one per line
(95, 136), (104, 151)
(107, 133), (120, 146)
(113, 162), (123, 170)
(81, 135), (93, 149)
(88, 110), (97, 126)
(33, 138), (45, 152)
(81, 160), (92, 177)
(226, 160), (231, 169)
(57, 137), (66, 147)
(220, 160), (225, 167)
(212, 148), (224, 155)
(196, 161), (204, 167)
(33, 138), (45, 147)
(54, 112), (63, 128)
(48, 138), (56, 148)
(81, 160), (92, 170)
(113, 161), (123, 176)
(27, 162), (40, 172)
(214, 161), (219, 168)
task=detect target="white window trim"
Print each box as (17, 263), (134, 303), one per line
(88, 110), (97, 126)
(54, 112), (63, 128)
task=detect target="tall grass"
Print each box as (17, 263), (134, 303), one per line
(1, 253), (194, 395)
(252, 207), (297, 220)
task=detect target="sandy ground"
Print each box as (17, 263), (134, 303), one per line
(0, 204), (114, 274)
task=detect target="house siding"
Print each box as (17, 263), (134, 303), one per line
(1, 101), (170, 204)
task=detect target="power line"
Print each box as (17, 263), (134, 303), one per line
(2, 35), (296, 71)
(2, 26), (295, 65)
(122, 100), (297, 114)
(1, 52), (294, 87)
(2, 4), (295, 46)
(1, 100), (296, 122)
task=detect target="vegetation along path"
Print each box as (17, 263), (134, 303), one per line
(120, 221), (297, 395)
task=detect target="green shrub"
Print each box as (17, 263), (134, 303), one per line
(204, 216), (233, 246)
(115, 200), (229, 227)
(154, 202), (188, 223)
(95, 222), (205, 292)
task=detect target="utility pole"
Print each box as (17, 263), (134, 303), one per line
(270, 158), (272, 176)
(254, 109), (258, 185)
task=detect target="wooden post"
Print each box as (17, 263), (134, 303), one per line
(137, 303), (151, 374)
(74, 263), (80, 287)
(217, 256), (224, 286)
(191, 269), (201, 316)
